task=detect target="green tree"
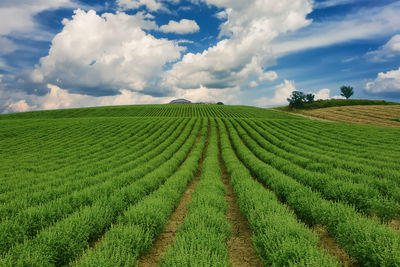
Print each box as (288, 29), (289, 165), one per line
(340, 86), (354, 99)
(305, 93), (315, 103)
(287, 91), (306, 108)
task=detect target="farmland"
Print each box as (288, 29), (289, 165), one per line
(296, 105), (400, 127)
(0, 104), (400, 266)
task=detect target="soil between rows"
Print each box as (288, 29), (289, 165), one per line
(222, 119), (358, 267)
(137, 120), (210, 266)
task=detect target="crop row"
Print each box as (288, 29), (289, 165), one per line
(160, 119), (231, 266)
(1, 118), (201, 266)
(0, 104), (298, 119)
(263, 120), (400, 184)
(0, 118), (195, 257)
(0, 118), (162, 204)
(230, 119), (399, 220)
(0, 118), (151, 177)
(217, 118), (338, 266)
(0, 118), (176, 217)
(0, 118), (148, 191)
(72, 119), (208, 266)
(223, 119), (400, 265)
(274, 120), (400, 162)
(243, 119), (400, 203)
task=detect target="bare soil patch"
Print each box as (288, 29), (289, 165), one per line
(390, 218), (400, 232)
(217, 131), (263, 267)
(137, 120), (210, 267)
(313, 224), (358, 267)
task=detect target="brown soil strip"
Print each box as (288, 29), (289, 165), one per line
(390, 218), (400, 232)
(137, 120), (210, 267)
(217, 123), (264, 267)
(313, 224), (358, 267)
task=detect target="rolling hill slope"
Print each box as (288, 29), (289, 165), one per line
(0, 104), (399, 266)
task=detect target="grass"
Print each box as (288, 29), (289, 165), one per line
(0, 104), (399, 266)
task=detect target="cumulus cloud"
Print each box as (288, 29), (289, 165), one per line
(162, 0), (311, 91)
(23, 9), (184, 97)
(160, 19), (200, 34)
(366, 34), (400, 62)
(175, 85), (242, 104)
(249, 81), (259, 88)
(365, 67), (400, 94)
(1, 84), (173, 113)
(3, 100), (32, 113)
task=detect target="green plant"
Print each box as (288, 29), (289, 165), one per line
(340, 86), (354, 99)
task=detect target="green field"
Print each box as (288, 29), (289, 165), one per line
(1, 104), (400, 266)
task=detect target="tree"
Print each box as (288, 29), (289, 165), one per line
(287, 91), (306, 108)
(216, 102), (224, 105)
(305, 93), (315, 103)
(340, 86), (354, 99)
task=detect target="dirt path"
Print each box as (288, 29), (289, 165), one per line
(217, 125), (264, 267)
(313, 225), (358, 267)
(390, 218), (400, 232)
(137, 121), (210, 267)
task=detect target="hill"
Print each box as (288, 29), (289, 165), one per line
(276, 99), (399, 111)
(0, 104), (399, 266)
(274, 99), (400, 127)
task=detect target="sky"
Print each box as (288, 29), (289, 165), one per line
(0, 0), (399, 113)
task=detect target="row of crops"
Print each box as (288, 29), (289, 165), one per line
(0, 105), (399, 266)
(0, 104), (297, 119)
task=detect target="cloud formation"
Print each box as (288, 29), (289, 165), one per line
(365, 67), (400, 94)
(160, 19), (200, 34)
(366, 34), (400, 62)
(23, 9), (184, 96)
(162, 0), (312, 91)
(0, 0), (79, 40)
(271, 2), (400, 55)
(1, 84), (173, 113)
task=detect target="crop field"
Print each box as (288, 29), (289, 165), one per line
(0, 104), (400, 266)
(297, 105), (400, 127)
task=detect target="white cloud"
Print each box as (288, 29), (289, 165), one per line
(365, 67), (400, 94)
(0, 0), (79, 40)
(28, 9), (184, 96)
(162, 0), (311, 91)
(117, 0), (164, 12)
(0, 37), (17, 54)
(314, 0), (357, 9)
(1, 84), (173, 113)
(271, 2), (400, 55)
(160, 19), (200, 34)
(314, 88), (330, 100)
(175, 85), (242, 104)
(249, 81), (259, 88)
(117, 0), (180, 12)
(254, 81), (342, 107)
(366, 34), (400, 62)
(4, 99), (32, 113)
(266, 80), (297, 106)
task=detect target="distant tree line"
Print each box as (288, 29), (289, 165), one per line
(287, 85), (354, 108)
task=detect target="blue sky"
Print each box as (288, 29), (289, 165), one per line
(0, 0), (399, 113)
